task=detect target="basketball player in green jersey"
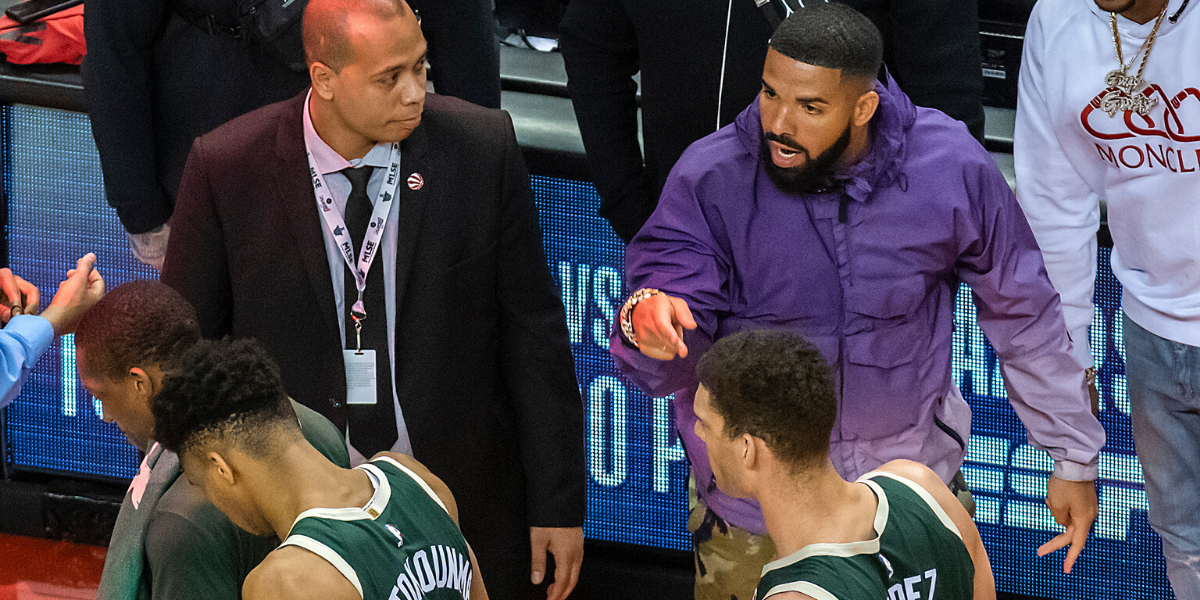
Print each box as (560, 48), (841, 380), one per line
(150, 338), (488, 600)
(692, 330), (995, 600)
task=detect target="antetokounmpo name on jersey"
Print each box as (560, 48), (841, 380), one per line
(389, 545), (472, 600)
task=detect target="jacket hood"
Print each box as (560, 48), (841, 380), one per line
(735, 70), (917, 201)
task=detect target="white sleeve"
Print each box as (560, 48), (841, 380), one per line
(1013, 5), (1101, 370)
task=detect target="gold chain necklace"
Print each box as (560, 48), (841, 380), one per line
(1100, 4), (1169, 117)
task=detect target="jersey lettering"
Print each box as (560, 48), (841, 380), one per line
(884, 569), (937, 600)
(390, 544), (472, 600)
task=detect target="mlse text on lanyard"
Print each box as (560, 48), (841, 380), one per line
(306, 141), (402, 406)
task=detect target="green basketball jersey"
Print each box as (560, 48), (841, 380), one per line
(754, 472), (974, 600)
(279, 457), (473, 600)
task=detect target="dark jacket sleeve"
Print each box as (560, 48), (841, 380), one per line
(559, 0), (653, 243)
(161, 137), (235, 339)
(495, 111), (586, 527)
(845, 0), (986, 142)
(82, 0), (174, 234)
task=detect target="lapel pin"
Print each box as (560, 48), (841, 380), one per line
(407, 173), (424, 191)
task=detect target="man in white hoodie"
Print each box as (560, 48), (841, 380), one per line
(1015, 0), (1199, 595)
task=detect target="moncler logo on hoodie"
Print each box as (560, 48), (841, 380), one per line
(1083, 84), (1200, 172)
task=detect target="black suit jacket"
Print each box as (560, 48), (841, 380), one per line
(162, 91), (585, 600)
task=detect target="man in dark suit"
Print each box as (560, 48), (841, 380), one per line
(160, 1), (585, 599)
(86, 0), (501, 270)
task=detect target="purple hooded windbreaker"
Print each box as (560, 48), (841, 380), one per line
(612, 75), (1105, 534)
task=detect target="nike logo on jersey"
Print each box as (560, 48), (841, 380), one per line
(386, 524), (404, 547)
(390, 545), (471, 600)
(878, 554), (895, 578)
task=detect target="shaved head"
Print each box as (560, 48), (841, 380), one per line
(303, 0), (414, 71)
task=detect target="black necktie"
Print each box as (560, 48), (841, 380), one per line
(341, 166), (398, 455)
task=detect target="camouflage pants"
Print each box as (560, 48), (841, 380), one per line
(689, 473), (975, 600)
(689, 480), (775, 600)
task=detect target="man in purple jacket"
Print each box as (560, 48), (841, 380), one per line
(611, 6), (1105, 600)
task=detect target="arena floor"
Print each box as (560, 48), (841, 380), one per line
(0, 535), (104, 600)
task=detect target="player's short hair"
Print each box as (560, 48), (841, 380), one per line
(696, 330), (838, 471)
(302, 0), (413, 71)
(74, 281), (201, 381)
(153, 338), (299, 458)
(769, 2), (883, 84)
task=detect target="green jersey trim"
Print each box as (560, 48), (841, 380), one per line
(762, 581), (839, 600)
(286, 463), (391, 536)
(760, 478), (891, 575)
(371, 456), (449, 515)
(860, 471), (962, 541)
(280, 534), (365, 599)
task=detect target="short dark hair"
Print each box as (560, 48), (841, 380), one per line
(696, 330), (838, 470)
(152, 338), (298, 458)
(74, 281), (202, 380)
(302, 0), (412, 71)
(769, 2), (883, 83)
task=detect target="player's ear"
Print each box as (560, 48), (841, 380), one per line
(209, 451), (236, 485)
(740, 433), (758, 468)
(854, 88), (879, 127)
(129, 367), (152, 398)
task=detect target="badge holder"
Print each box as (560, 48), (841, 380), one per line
(343, 296), (377, 406)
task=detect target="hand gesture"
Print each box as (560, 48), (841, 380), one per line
(1037, 476), (1098, 573)
(40, 253), (105, 335)
(0, 269), (39, 325)
(630, 293), (697, 360)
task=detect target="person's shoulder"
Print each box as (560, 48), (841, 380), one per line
(665, 124), (755, 202)
(144, 477), (255, 567)
(197, 92), (306, 155)
(290, 399), (351, 468)
(1029, 0), (1092, 27)
(419, 93), (510, 146)
(1026, 0), (1096, 45)
(676, 125), (752, 175)
(871, 459), (946, 494)
(906, 110), (997, 174)
(243, 546), (360, 600)
(147, 476), (244, 546)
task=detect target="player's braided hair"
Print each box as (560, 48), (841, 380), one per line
(153, 338), (298, 457)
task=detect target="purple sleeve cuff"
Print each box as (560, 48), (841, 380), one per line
(1053, 459), (1099, 482)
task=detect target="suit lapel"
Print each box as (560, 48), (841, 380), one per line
(273, 92), (341, 341)
(393, 115), (435, 308)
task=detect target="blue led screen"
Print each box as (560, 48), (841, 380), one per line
(1, 104), (1173, 598)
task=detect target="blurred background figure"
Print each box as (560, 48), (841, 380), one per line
(560, 0), (985, 243)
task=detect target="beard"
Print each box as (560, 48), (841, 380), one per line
(759, 122), (853, 195)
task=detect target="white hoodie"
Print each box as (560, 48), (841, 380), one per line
(1015, 0), (1200, 365)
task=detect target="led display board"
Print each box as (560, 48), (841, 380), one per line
(1, 104), (1173, 598)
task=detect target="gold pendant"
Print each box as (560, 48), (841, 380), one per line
(1100, 70), (1157, 117)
